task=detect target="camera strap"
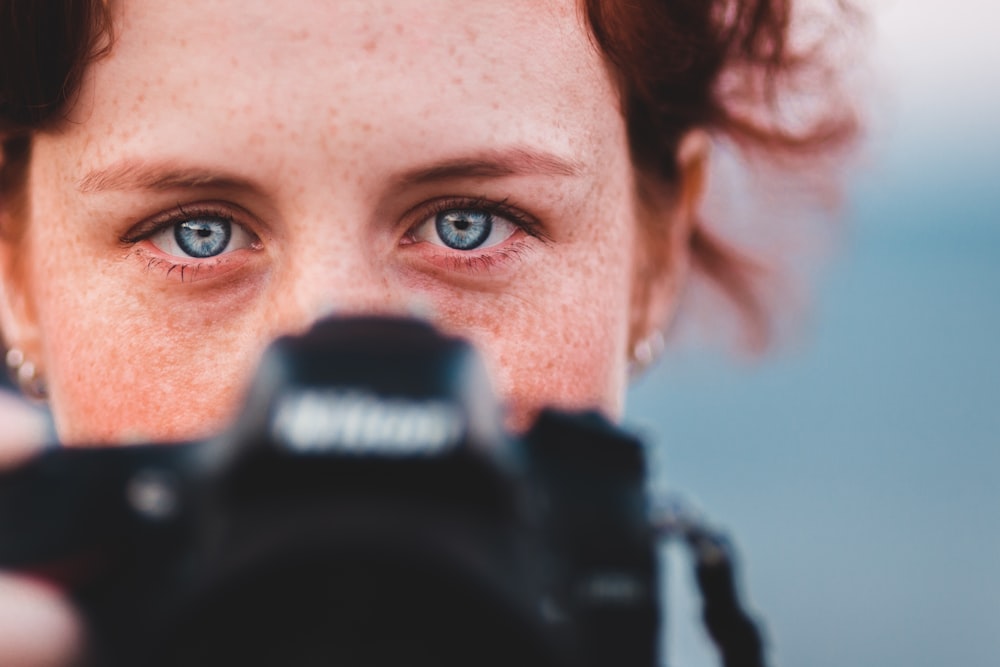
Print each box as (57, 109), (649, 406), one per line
(651, 497), (768, 667)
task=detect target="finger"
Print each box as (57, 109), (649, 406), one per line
(0, 390), (49, 468)
(0, 574), (82, 667)
(0, 402), (82, 667)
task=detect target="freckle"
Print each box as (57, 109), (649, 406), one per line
(395, 23), (404, 35)
(464, 26), (478, 42)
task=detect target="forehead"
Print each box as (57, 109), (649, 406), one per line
(61, 0), (619, 176)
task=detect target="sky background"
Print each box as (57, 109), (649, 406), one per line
(625, 2), (1000, 666)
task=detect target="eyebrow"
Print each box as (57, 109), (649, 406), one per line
(391, 148), (586, 187)
(77, 161), (258, 194)
(77, 147), (585, 194)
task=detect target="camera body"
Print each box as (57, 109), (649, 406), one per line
(0, 317), (660, 667)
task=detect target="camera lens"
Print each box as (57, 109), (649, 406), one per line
(137, 506), (566, 667)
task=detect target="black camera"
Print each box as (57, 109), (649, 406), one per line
(0, 317), (663, 667)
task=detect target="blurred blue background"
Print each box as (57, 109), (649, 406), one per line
(626, 2), (1000, 666)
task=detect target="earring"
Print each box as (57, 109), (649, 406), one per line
(629, 331), (665, 377)
(4, 348), (48, 400)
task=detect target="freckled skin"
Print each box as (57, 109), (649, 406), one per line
(3, 0), (690, 444)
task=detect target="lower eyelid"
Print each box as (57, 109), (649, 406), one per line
(130, 244), (258, 284)
(400, 237), (535, 276)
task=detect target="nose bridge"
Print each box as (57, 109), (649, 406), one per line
(318, 264), (402, 320)
(283, 207), (406, 326)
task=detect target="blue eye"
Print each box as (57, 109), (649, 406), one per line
(415, 206), (518, 251)
(149, 213), (256, 259)
(435, 209), (493, 250)
(175, 219), (231, 258)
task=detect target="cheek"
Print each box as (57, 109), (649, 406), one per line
(484, 300), (630, 432)
(36, 262), (632, 445)
(428, 240), (635, 432)
(42, 312), (262, 445)
(43, 295), (627, 444)
(30, 259), (266, 445)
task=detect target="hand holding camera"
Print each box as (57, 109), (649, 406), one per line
(0, 317), (765, 667)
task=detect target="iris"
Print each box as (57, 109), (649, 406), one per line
(174, 219), (232, 258)
(435, 210), (493, 250)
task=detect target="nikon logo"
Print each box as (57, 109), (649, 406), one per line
(271, 390), (464, 455)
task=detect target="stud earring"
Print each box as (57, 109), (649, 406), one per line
(4, 348), (48, 400)
(629, 331), (665, 377)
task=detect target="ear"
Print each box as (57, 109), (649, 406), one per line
(0, 146), (43, 370)
(628, 129), (710, 352)
(0, 243), (40, 354)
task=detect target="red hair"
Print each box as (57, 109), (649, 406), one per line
(584, 0), (861, 348)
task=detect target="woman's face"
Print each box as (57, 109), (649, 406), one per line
(2, 0), (686, 444)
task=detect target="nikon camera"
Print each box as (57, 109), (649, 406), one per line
(0, 317), (662, 667)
